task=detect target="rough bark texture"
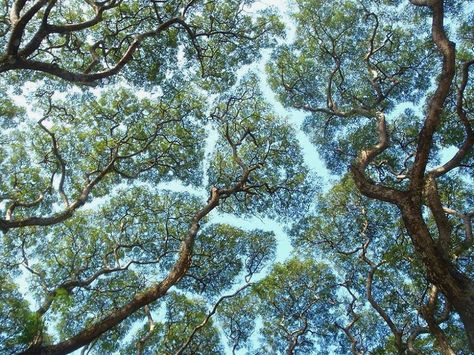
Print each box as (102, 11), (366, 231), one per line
(19, 182), (247, 354)
(399, 200), (474, 350)
(351, 1), (474, 349)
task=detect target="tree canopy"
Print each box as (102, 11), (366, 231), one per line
(0, 0), (473, 354)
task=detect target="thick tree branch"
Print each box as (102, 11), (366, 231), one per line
(21, 162), (258, 354)
(418, 285), (455, 355)
(443, 207), (474, 258)
(1, 15), (186, 83)
(350, 111), (404, 204)
(7, 0), (49, 55)
(410, 0), (455, 190)
(423, 174), (452, 250)
(18, 1), (123, 59)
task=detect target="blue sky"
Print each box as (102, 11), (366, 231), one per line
(7, 0), (468, 353)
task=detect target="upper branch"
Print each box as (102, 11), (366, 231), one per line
(7, 0), (49, 56)
(350, 111), (405, 204)
(3, 16), (185, 84)
(410, 0), (456, 190)
(18, 1), (123, 59)
(21, 161), (260, 354)
(430, 60), (474, 178)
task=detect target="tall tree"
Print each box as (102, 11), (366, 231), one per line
(0, 0), (281, 86)
(292, 175), (470, 353)
(2, 0), (474, 353)
(0, 1), (315, 353)
(268, 0), (474, 350)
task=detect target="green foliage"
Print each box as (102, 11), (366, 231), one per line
(267, 0), (436, 178)
(124, 292), (223, 354)
(0, 273), (43, 353)
(209, 74), (316, 219)
(180, 224), (276, 295)
(217, 258), (338, 353)
(0, 0), (473, 353)
(291, 174), (470, 352)
(253, 258), (337, 352)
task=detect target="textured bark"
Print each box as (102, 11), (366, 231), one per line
(419, 286), (455, 355)
(19, 182), (237, 354)
(399, 199), (474, 350)
(20, 214), (199, 354)
(350, 0), (474, 349)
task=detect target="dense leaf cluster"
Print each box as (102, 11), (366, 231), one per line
(0, 0), (473, 354)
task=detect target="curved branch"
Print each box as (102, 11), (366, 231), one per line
(407, 326), (429, 354)
(174, 283), (251, 355)
(7, 0), (49, 55)
(335, 281), (363, 355)
(367, 262), (405, 353)
(423, 174), (452, 250)
(136, 305), (155, 355)
(286, 317), (308, 355)
(18, 1), (123, 59)
(350, 111), (404, 204)
(5, 194), (44, 221)
(410, 0), (456, 189)
(418, 285), (455, 355)
(1, 16), (186, 84)
(21, 165), (258, 354)
(0, 154), (116, 232)
(443, 207), (474, 258)
(38, 117), (69, 207)
(35, 256), (162, 317)
(431, 60), (474, 178)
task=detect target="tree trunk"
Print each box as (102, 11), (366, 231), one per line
(400, 201), (474, 351)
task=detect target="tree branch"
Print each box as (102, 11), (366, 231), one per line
(174, 283), (251, 355)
